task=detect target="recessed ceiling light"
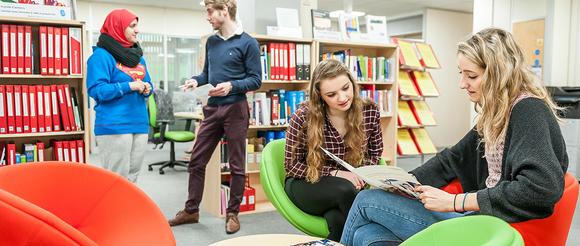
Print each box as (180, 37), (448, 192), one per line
(329, 10), (366, 18)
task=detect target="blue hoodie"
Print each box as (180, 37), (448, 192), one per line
(87, 46), (153, 135)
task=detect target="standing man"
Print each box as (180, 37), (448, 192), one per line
(168, 0), (261, 235)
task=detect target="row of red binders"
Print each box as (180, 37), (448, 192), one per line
(0, 84), (83, 135)
(1, 24), (82, 75)
(1, 139), (85, 166)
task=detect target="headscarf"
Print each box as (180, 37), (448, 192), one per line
(100, 9), (138, 48)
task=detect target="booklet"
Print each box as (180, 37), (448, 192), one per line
(320, 147), (421, 199)
(292, 239), (337, 246)
(191, 84), (214, 105)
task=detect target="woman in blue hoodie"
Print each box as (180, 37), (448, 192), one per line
(87, 9), (153, 182)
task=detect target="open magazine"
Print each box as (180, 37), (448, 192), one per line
(321, 147), (421, 199)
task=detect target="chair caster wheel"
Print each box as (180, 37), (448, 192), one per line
(148, 166), (153, 171)
(159, 170), (165, 175)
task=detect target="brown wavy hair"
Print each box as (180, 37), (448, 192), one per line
(457, 28), (561, 150)
(300, 59), (369, 183)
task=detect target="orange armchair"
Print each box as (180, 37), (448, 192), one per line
(441, 173), (579, 246)
(0, 162), (175, 246)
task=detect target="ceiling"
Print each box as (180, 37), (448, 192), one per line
(318, 0), (473, 17)
(84, 0), (473, 16)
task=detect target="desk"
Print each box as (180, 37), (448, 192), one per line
(174, 111), (204, 132)
(209, 234), (342, 246)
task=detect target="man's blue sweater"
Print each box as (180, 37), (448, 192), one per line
(193, 32), (262, 106)
(87, 46), (153, 135)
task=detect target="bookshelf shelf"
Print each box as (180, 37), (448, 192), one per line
(0, 17), (84, 27)
(316, 39), (397, 49)
(221, 169), (260, 175)
(262, 80), (309, 84)
(0, 74), (83, 79)
(357, 81), (395, 85)
(0, 131), (85, 139)
(252, 34), (312, 43)
(248, 125), (289, 130)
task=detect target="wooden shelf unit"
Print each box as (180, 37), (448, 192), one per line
(0, 17), (89, 163)
(199, 36), (399, 218)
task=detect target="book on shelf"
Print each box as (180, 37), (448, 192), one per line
(411, 71), (439, 97)
(320, 50), (394, 82)
(247, 90), (305, 126)
(397, 129), (420, 156)
(408, 100), (436, 126)
(392, 38), (422, 69)
(409, 128), (437, 154)
(311, 9), (341, 41)
(0, 24), (79, 75)
(397, 100), (420, 127)
(360, 87), (393, 116)
(0, 84), (83, 134)
(398, 71), (419, 97)
(321, 147), (420, 199)
(415, 42), (441, 69)
(259, 42), (308, 81)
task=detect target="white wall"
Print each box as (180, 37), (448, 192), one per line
(77, 1), (212, 36)
(423, 9), (473, 148)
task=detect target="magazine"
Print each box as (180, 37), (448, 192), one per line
(292, 239), (337, 246)
(321, 147), (421, 199)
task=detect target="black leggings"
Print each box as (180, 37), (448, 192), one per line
(285, 176), (359, 241)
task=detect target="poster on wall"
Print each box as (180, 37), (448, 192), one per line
(0, 0), (74, 20)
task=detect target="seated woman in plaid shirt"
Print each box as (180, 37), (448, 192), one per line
(284, 59), (384, 241)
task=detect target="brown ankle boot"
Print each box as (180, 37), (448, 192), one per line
(225, 212), (240, 234)
(168, 210), (199, 226)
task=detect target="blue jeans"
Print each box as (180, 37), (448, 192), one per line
(340, 189), (465, 246)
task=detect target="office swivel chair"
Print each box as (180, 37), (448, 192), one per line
(147, 91), (195, 174)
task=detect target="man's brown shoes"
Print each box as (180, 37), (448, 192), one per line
(225, 212), (240, 234)
(168, 210), (199, 226)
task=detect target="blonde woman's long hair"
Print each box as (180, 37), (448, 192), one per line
(300, 59), (368, 183)
(457, 27), (561, 150)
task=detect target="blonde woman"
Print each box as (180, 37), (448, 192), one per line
(284, 59), (384, 241)
(340, 28), (568, 246)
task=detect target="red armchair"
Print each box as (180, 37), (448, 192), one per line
(441, 173), (579, 246)
(0, 162), (175, 246)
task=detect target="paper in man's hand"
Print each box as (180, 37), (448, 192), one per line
(191, 84), (214, 105)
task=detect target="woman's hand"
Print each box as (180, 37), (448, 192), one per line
(415, 185), (455, 212)
(142, 82), (151, 95)
(129, 80), (146, 93)
(335, 170), (365, 190)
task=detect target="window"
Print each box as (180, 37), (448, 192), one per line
(166, 36), (202, 112)
(88, 31), (202, 112)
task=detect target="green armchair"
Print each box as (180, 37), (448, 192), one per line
(401, 215), (524, 246)
(260, 139), (330, 238)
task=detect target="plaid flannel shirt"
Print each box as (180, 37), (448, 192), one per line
(284, 102), (383, 179)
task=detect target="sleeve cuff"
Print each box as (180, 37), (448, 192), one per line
(476, 189), (493, 216)
(118, 82), (132, 95)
